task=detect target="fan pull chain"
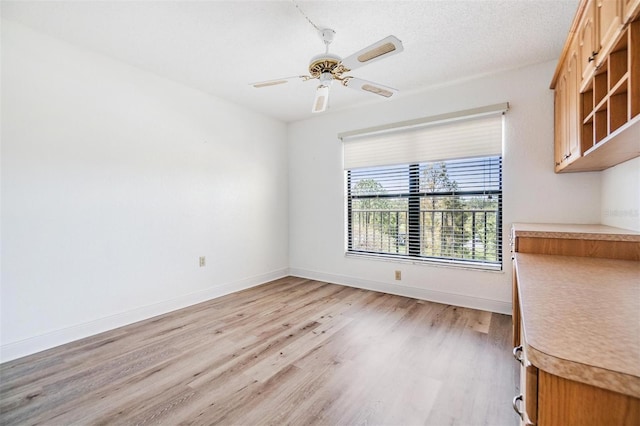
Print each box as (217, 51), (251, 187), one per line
(291, 0), (320, 32)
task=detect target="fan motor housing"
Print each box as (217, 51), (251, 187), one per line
(308, 53), (344, 78)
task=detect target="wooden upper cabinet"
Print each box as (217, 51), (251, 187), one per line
(596, 0), (625, 60)
(579, 0), (598, 83)
(623, 0), (640, 22)
(552, 0), (639, 173)
(555, 40), (582, 171)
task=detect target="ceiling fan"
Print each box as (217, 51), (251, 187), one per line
(251, 28), (404, 113)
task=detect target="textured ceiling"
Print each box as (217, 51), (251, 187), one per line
(1, 0), (579, 123)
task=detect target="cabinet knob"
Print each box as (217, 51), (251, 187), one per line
(513, 345), (524, 364)
(512, 394), (524, 419)
(588, 51), (599, 63)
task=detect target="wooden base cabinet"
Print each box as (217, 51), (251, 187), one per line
(513, 307), (639, 426)
(538, 371), (640, 425)
(511, 223), (640, 425)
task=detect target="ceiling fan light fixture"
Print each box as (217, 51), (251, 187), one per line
(319, 71), (334, 86)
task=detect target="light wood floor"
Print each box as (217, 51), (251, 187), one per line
(0, 277), (517, 425)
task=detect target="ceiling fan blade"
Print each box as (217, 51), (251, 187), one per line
(339, 35), (404, 71)
(312, 85), (330, 113)
(343, 77), (398, 98)
(250, 75), (309, 88)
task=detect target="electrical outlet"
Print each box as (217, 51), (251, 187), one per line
(395, 270), (401, 280)
(199, 256), (206, 267)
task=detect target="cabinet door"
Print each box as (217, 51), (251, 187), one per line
(597, 0), (624, 59)
(622, 0), (640, 23)
(579, 0), (598, 82)
(518, 321), (539, 426)
(566, 45), (581, 165)
(522, 363), (538, 425)
(554, 72), (569, 171)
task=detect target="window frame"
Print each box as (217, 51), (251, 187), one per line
(345, 156), (503, 271)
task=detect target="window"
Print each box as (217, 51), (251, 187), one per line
(342, 104), (507, 270)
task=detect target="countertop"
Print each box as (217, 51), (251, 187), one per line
(515, 252), (640, 398)
(512, 223), (640, 242)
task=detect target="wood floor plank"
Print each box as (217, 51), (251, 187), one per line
(0, 278), (516, 425)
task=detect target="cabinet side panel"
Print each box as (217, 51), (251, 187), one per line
(512, 262), (521, 348)
(631, 19), (640, 118)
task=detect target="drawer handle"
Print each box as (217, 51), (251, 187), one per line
(513, 345), (523, 364)
(588, 51), (598, 62)
(512, 394), (524, 419)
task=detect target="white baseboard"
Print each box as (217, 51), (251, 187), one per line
(0, 268), (288, 363)
(288, 268), (512, 315)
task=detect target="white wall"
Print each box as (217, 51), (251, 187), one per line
(288, 60), (602, 314)
(601, 157), (640, 231)
(1, 20), (289, 361)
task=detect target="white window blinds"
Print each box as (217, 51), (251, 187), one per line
(341, 103), (508, 169)
(342, 103), (508, 269)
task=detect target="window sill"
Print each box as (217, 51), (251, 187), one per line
(345, 251), (503, 273)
